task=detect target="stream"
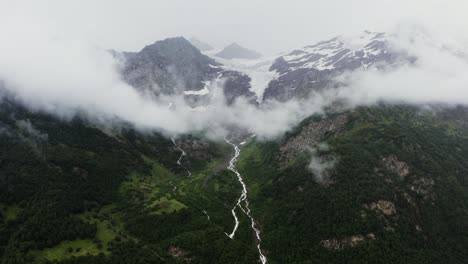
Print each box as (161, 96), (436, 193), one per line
(171, 137), (192, 177)
(224, 138), (267, 264)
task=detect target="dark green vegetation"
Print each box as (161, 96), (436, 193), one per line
(1, 100), (468, 263)
(239, 105), (468, 264)
(0, 100), (259, 264)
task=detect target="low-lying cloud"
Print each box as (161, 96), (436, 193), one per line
(307, 143), (336, 183)
(1, 6), (468, 142)
(337, 25), (468, 107)
(0, 5), (329, 140)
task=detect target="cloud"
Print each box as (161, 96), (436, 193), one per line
(16, 119), (48, 141)
(1, 4), (468, 143)
(0, 8), (324, 140)
(4, 0), (468, 55)
(336, 24), (468, 107)
(307, 143), (336, 183)
(0, 2), (332, 140)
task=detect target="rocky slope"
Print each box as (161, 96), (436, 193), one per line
(120, 37), (256, 105)
(263, 31), (411, 101)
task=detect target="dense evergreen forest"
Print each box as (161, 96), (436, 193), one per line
(1, 101), (467, 263)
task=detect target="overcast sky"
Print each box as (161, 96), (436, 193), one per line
(2, 0), (467, 55)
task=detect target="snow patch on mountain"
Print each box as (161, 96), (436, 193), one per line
(262, 31), (408, 101)
(184, 81), (211, 96)
(282, 31), (388, 72)
(207, 55), (279, 102)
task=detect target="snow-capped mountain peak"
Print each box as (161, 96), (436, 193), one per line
(263, 31), (406, 101)
(279, 31), (389, 72)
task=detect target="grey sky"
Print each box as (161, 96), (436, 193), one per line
(4, 0), (467, 55)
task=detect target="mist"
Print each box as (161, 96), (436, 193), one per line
(9, 0), (467, 55)
(1, 2), (468, 141)
(336, 25), (468, 107)
(307, 143), (336, 184)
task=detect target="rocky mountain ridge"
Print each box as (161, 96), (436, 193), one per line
(263, 31), (411, 101)
(119, 37), (256, 105)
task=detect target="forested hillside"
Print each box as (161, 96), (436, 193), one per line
(1, 101), (467, 263)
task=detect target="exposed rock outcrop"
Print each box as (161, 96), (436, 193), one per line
(168, 246), (191, 262)
(364, 200), (396, 216)
(382, 155), (410, 178)
(119, 37), (256, 105)
(410, 178), (435, 200)
(320, 233), (376, 250)
(175, 138), (217, 161)
(278, 114), (348, 164)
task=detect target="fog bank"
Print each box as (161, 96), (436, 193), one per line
(1, 4), (468, 141)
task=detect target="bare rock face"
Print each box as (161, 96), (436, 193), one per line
(382, 155), (410, 178)
(362, 201), (395, 231)
(278, 114), (348, 164)
(320, 233), (376, 250)
(72, 166), (89, 180)
(364, 200), (396, 216)
(118, 37), (257, 105)
(122, 37), (220, 96)
(410, 177), (435, 199)
(168, 246), (191, 262)
(177, 139), (215, 161)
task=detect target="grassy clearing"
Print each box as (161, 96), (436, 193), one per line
(237, 142), (278, 199)
(32, 205), (126, 262)
(120, 156), (190, 216)
(149, 196), (187, 215)
(34, 239), (102, 261)
(238, 143), (261, 166)
(79, 208), (119, 245)
(119, 172), (161, 197)
(120, 156), (177, 197)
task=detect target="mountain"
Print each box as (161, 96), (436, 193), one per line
(263, 31), (412, 101)
(1, 32), (468, 264)
(238, 105), (468, 263)
(188, 37), (214, 52)
(215, 43), (262, 60)
(120, 37), (256, 105)
(121, 37), (221, 97)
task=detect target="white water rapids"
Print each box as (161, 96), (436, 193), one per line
(224, 138), (267, 264)
(171, 137), (192, 177)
